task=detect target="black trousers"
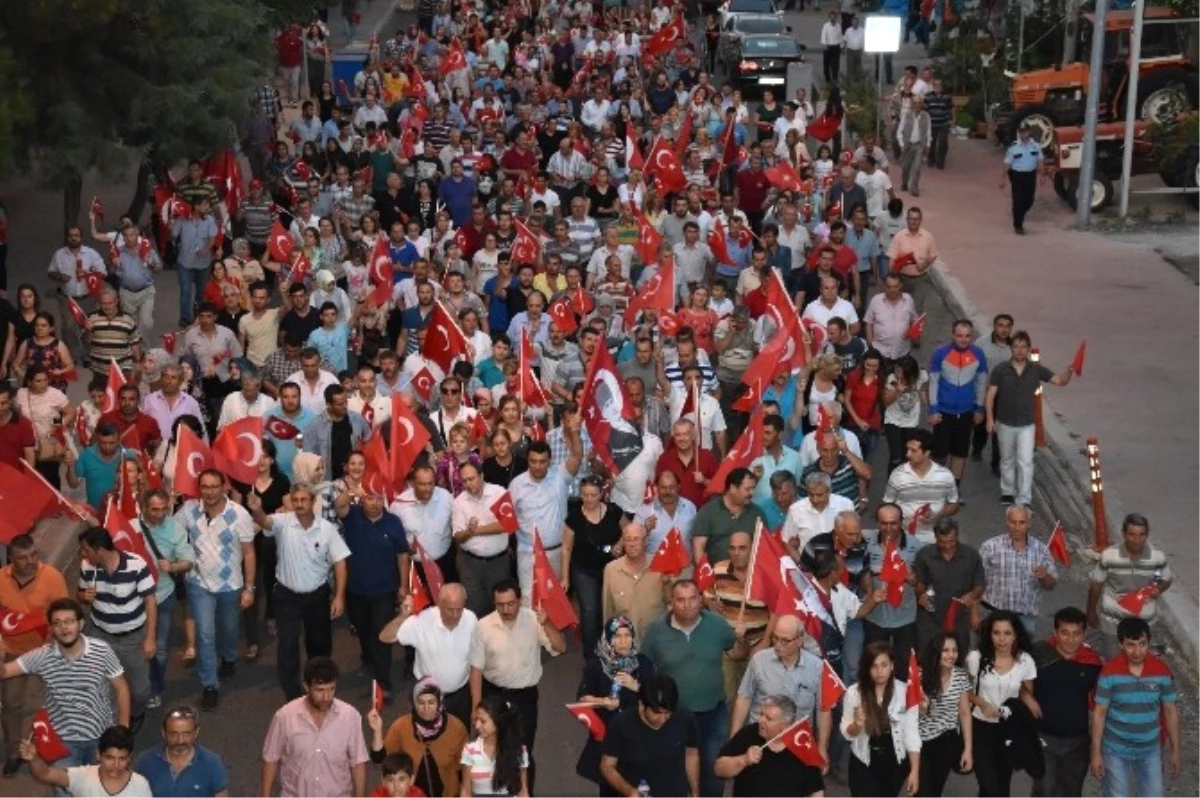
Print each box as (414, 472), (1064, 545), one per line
(929, 125), (951, 168)
(972, 422), (1000, 468)
(864, 621), (916, 671)
(483, 681), (539, 792)
(275, 583), (333, 700)
(244, 534), (278, 647)
(972, 717), (1014, 797)
(823, 46), (841, 83)
(918, 728), (961, 797)
(346, 590), (397, 689)
(849, 748), (909, 797)
(1009, 170), (1037, 228)
(1030, 733), (1089, 797)
(443, 683), (473, 728)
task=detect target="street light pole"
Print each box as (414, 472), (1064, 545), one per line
(1117, 0), (1147, 218)
(1075, 0), (1110, 227)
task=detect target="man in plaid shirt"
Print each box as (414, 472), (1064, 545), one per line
(978, 504), (1058, 636)
(547, 401), (593, 499)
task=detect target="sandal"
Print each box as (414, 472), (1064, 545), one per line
(182, 647), (196, 664)
(245, 645), (259, 662)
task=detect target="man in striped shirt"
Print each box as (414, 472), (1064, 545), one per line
(3, 597), (130, 767)
(882, 428), (959, 544)
(77, 526), (155, 732)
(85, 289), (142, 377)
(1087, 512), (1173, 659)
(1091, 617), (1180, 797)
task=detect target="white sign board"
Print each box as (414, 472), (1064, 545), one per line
(863, 16), (903, 54)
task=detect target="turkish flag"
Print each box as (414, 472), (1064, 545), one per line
(90, 196), (104, 226)
(906, 649), (925, 709)
(658, 312), (682, 337)
(1048, 521), (1070, 566)
(468, 412), (490, 445)
(412, 539), (445, 607)
(264, 414), (301, 441)
(410, 366), (436, 402)
(440, 38), (469, 75)
(389, 394), (431, 490)
(644, 15), (686, 56)
(490, 491), (519, 533)
(765, 161), (803, 192)
(907, 313), (927, 344)
(75, 413), (91, 449)
(423, 302), (471, 373)
(707, 411), (764, 494)
(160, 331), (177, 355)
(213, 416), (265, 484)
(890, 251), (917, 272)
(1117, 584), (1157, 616)
(633, 212), (662, 266)
(820, 659), (846, 711)
(400, 128), (419, 160)
(518, 330), (551, 408)
(115, 444), (140, 520)
(547, 298), (579, 335)
(781, 718), (826, 768)
(649, 527), (689, 576)
(268, 222), (294, 263)
(104, 498), (158, 583)
(511, 219), (542, 266)
(566, 703), (606, 741)
(369, 237), (394, 307)
(674, 111), (693, 158)
(410, 561), (432, 613)
(625, 120), (645, 171)
(0, 607), (49, 639)
(83, 271), (105, 299)
(624, 254), (675, 327)
(942, 596), (965, 631)
(879, 536), (909, 607)
(289, 251), (312, 286)
(372, 680), (385, 712)
(694, 554), (716, 593)
(579, 342), (644, 475)
(733, 379), (763, 412)
(647, 146), (687, 195)
(1070, 340), (1086, 376)
(172, 425), (218, 500)
(746, 524), (798, 607)
(570, 287), (596, 316)
(533, 530), (578, 630)
(908, 503), (931, 535)
(31, 708), (71, 763)
(355, 165), (374, 188)
(101, 359), (125, 415)
(66, 297), (88, 330)
(0, 462), (58, 544)
(707, 221), (732, 265)
(139, 450), (163, 491)
(361, 433), (393, 494)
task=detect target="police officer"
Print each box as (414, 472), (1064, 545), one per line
(1000, 122), (1045, 234)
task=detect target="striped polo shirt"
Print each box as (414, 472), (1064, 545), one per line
(706, 561), (768, 648)
(1096, 652), (1176, 756)
(79, 552), (155, 634)
(1089, 542), (1172, 635)
(800, 456), (861, 505)
(882, 461), (959, 543)
(84, 310), (141, 373)
(18, 635), (124, 742)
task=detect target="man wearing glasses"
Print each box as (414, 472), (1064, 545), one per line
(134, 706), (230, 796)
(726, 614), (832, 766)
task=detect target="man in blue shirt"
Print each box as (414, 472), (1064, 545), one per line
(65, 422), (132, 509)
(336, 486), (409, 697)
(438, 160), (477, 228)
(1000, 122), (1045, 235)
(134, 707), (230, 797)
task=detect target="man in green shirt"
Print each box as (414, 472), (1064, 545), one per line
(691, 468), (767, 564)
(642, 580), (747, 798)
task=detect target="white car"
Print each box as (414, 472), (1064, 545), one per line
(719, 0), (784, 29)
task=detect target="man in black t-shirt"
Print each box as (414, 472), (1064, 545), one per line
(278, 282), (320, 345)
(822, 317), (868, 374)
(600, 675), (699, 798)
(716, 695), (825, 797)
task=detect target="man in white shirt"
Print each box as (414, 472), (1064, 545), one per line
(348, 364), (391, 430)
(802, 276), (861, 334)
(843, 15), (865, 78)
(390, 464), (456, 584)
(856, 154), (895, 219)
(781, 471), (855, 559)
(450, 462), (513, 619)
(286, 348), (340, 414)
(381, 583), (477, 725)
(819, 11), (843, 84)
(48, 226), (108, 362)
(580, 86), (612, 134)
(775, 204), (811, 280)
(669, 368), (728, 455)
(217, 370), (277, 430)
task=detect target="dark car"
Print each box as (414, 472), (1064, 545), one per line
(716, 14), (790, 73)
(729, 34), (806, 95)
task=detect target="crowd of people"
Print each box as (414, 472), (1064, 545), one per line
(0, 2), (1185, 797)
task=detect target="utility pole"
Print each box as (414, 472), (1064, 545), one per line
(1075, 0), (1110, 227)
(1064, 0), (1082, 62)
(1117, 0), (1147, 218)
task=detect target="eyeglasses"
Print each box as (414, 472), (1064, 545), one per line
(166, 707), (198, 720)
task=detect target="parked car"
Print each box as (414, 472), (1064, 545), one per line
(729, 34), (807, 95)
(717, 13), (789, 73)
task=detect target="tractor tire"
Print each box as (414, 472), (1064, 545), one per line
(1184, 147), (1199, 209)
(1006, 105), (1057, 152)
(1059, 171), (1113, 212)
(1137, 70), (1198, 126)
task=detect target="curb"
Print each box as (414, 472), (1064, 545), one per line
(927, 261), (1200, 675)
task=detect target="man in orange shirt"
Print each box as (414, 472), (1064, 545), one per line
(886, 206), (939, 312)
(0, 534), (69, 775)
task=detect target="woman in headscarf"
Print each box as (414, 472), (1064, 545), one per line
(368, 677), (469, 797)
(573, 615), (656, 787)
(291, 451), (337, 522)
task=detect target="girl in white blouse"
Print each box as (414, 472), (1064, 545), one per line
(966, 610), (1040, 797)
(840, 642), (921, 797)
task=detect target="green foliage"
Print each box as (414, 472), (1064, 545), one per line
(0, 44), (34, 180)
(0, 0), (293, 191)
(841, 74), (881, 140)
(1146, 111), (1199, 173)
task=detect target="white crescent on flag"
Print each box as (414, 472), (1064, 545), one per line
(394, 417), (416, 447)
(186, 452), (206, 479)
(238, 432), (264, 467)
(0, 612), (21, 634)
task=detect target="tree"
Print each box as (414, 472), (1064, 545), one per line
(0, 0), (312, 230)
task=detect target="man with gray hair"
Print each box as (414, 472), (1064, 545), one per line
(141, 361), (206, 443)
(729, 615), (828, 739)
(797, 401), (862, 468)
(978, 504), (1057, 636)
(217, 367), (277, 429)
(716, 692), (827, 795)
(781, 471), (855, 559)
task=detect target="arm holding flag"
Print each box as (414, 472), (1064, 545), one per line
(17, 740), (71, 791)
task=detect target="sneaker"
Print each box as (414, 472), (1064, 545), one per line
(1000, 495), (1015, 505)
(201, 687), (219, 711)
(146, 694), (162, 710)
(218, 659), (235, 681)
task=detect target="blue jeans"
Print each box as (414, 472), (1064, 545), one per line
(692, 701), (728, 797)
(177, 267), (209, 325)
(189, 585), (241, 689)
(150, 591), (176, 695)
(1103, 746), (1163, 797)
(54, 739), (99, 797)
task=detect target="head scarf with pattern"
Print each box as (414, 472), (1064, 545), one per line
(597, 615), (641, 679)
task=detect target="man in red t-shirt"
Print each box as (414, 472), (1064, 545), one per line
(274, 24), (304, 107)
(98, 384), (163, 453)
(735, 154), (773, 234)
(655, 418), (718, 509)
(0, 386), (35, 469)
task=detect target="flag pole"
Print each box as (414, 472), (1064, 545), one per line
(20, 460), (90, 523)
(739, 518), (764, 625)
(758, 718), (801, 750)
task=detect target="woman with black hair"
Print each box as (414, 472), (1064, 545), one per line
(840, 641), (921, 797)
(460, 694), (529, 796)
(916, 631), (973, 796)
(238, 438), (291, 658)
(966, 610), (1040, 796)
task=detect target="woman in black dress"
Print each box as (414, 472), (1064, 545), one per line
(236, 439), (291, 660)
(563, 475), (627, 659)
(574, 615), (656, 791)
